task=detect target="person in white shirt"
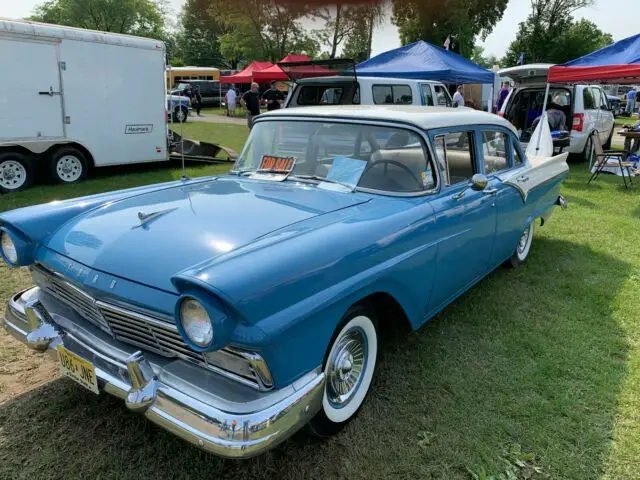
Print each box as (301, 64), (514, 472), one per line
(452, 85), (465, 108)
(225, 86), (237, 117)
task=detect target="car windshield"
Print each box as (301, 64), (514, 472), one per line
(232, 120), (435, 193)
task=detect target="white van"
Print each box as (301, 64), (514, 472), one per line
(285, 76), (453, 109)
(498, 64), (615, 161)
(0, 19), (167, 192)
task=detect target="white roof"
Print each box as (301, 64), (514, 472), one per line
(167, 66), (220, 72)
(299, 75), (444, 85)
(264, 105), (517, 132)
(0, 18), (164, 51)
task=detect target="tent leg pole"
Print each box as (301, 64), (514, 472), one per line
(536, 83), (551, 154)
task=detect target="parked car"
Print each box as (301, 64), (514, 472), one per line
(0, 19), (168, 193)
(606, 95), (624, 117)
(172, 80), (227, 106)
(166, 94), (191, 123)
(2, 106), (568, 458)
(285, 75), (453, 108)
(498, 64), (616, 162)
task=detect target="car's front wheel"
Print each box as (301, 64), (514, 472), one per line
(308, 304), (378, 437)
(173, 106), (188, 123)
(508, 221), (534, 268)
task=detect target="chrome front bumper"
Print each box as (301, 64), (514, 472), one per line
(3, 287), (325, 458)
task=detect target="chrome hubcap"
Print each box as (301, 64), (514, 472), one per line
(0, 160), (27, 190)
(327, 327), (367, 408)
(518, 227), (530, 254)
(56, 155), (82, 182)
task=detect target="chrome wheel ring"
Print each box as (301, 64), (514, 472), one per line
(56, 155), (83, 182)
(516, 222), (534, 260)
(326, 326), (367, 409)
(0, 160), (27, 190)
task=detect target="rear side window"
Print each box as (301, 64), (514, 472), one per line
(513, 141), (524, 165)
(434, 132), (475, 185)
(297, 86), (344, 105)
(481, 131), (509, 174)
(583, 88), (596, 109)
(373, 85), (412, 105)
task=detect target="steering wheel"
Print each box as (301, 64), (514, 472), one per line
(363, 159), (423, 190)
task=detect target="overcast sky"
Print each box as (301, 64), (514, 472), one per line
(1, 0), (637, 58)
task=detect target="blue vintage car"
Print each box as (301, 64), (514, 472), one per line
(1, 106), (568, 458)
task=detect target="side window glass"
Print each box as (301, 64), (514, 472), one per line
(434, 86), (451, 106)
(434, 131), (475, 186)
(353, 86), (360, 104)
(583, 88), (595, 110)
(599, 90), (609, 110)
(372, 85), (412, 105)
(513, 140), (524, 165)
(481, 131), (509, 174)
(421, 84), (434, 106)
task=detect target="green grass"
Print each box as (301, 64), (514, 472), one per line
(1, 156), (639, 479)
(615, 116), (637, 127)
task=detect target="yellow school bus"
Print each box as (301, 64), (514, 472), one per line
(166, 66), (220, 89)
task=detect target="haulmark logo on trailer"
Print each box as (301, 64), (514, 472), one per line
(125, 124), (154, 134)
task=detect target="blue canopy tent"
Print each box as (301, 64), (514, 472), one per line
(356, 40), (495, 85)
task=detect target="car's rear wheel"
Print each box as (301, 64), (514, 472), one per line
(307, 304), (378, 438)
(508, 221), (534, 268)
(50, 147), (88, 184)
(603, 126), (614, 150)
(0, 151), (33, 193)
(582, 134), (595, 164)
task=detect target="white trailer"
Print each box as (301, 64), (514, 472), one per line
(0, 19), (168, 192)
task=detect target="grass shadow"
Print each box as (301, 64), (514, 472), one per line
(0, 238), (631, 479)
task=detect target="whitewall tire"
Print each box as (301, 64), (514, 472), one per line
(308, 304), (378, 437)
(508, 221), (534, 268)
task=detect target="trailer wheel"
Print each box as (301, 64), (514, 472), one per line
(50, 147), (88, 184)
(0, 152), (33, 193)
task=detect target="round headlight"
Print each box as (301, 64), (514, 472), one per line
(179, 298), (213, 347)
(1, 232), (18, 265)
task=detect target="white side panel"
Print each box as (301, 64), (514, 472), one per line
(504, 152), (569, 201)
(60, 39), (167, 166)
(0, 37), (64, 140)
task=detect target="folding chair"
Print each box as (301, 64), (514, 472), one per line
(587, 132), (634, 189)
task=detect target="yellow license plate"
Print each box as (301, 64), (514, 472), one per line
(57, 345), (99, 394)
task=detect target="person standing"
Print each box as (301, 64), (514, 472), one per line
(496, 81), (510, 111)
(452, 85), (465, 108)
(626, 88), (636, 114)
(241, 82), (261, 129)
(193, 85), (203, 117)
(262, 81), (285, 111)
(225, 86), (237, 117)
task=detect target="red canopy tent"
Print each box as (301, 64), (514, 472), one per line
(219, 61), (273, 84)
(548, 32), (640, 84)
(251, 55), (312, 82)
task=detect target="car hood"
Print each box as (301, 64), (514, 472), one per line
(46, 177), (369, 293)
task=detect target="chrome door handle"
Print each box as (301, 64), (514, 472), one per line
(452, 191), (465, 201)
(483, 188), (498, 195)
(516, 175), (529, 183)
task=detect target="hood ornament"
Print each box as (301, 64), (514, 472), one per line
(134, 207), (178, 229)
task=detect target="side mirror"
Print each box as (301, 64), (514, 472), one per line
(470, 173), (489, 191)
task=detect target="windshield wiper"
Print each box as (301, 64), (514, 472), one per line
(290, 174), (356, 192)
(229, 169), (254, 176)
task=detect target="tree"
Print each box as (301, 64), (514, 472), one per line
(392, 0), (508, 58)
(312, 4), (358, 59)
(502, 0), (609, 66)
(213, 0), (319, 63)
(341, 3), (384, 62)
(30, 0), (167, 38)
(174, 0), (225, 67)
(471, 45), (501, 69)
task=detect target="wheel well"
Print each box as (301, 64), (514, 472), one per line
(0, 145), (36, 159)
(45, 142), (95, 168)
(359, 292), (412, 335)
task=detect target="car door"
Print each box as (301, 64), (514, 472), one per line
(597, 88), (615, 143)
(433, 84), (452, 107)
(427, 129), (497, 313)
(479, 128), (528, 266)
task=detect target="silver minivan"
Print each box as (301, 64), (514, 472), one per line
(498, 64), (615, 161)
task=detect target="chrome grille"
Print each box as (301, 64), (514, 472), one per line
(97, 302), (202, 363)
(35, 267), (111, 333)
(32, 265), (270, 390)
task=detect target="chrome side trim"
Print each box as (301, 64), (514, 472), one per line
(4, 287), (325, 459)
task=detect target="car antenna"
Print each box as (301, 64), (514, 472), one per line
(179, 100), (188, 181)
